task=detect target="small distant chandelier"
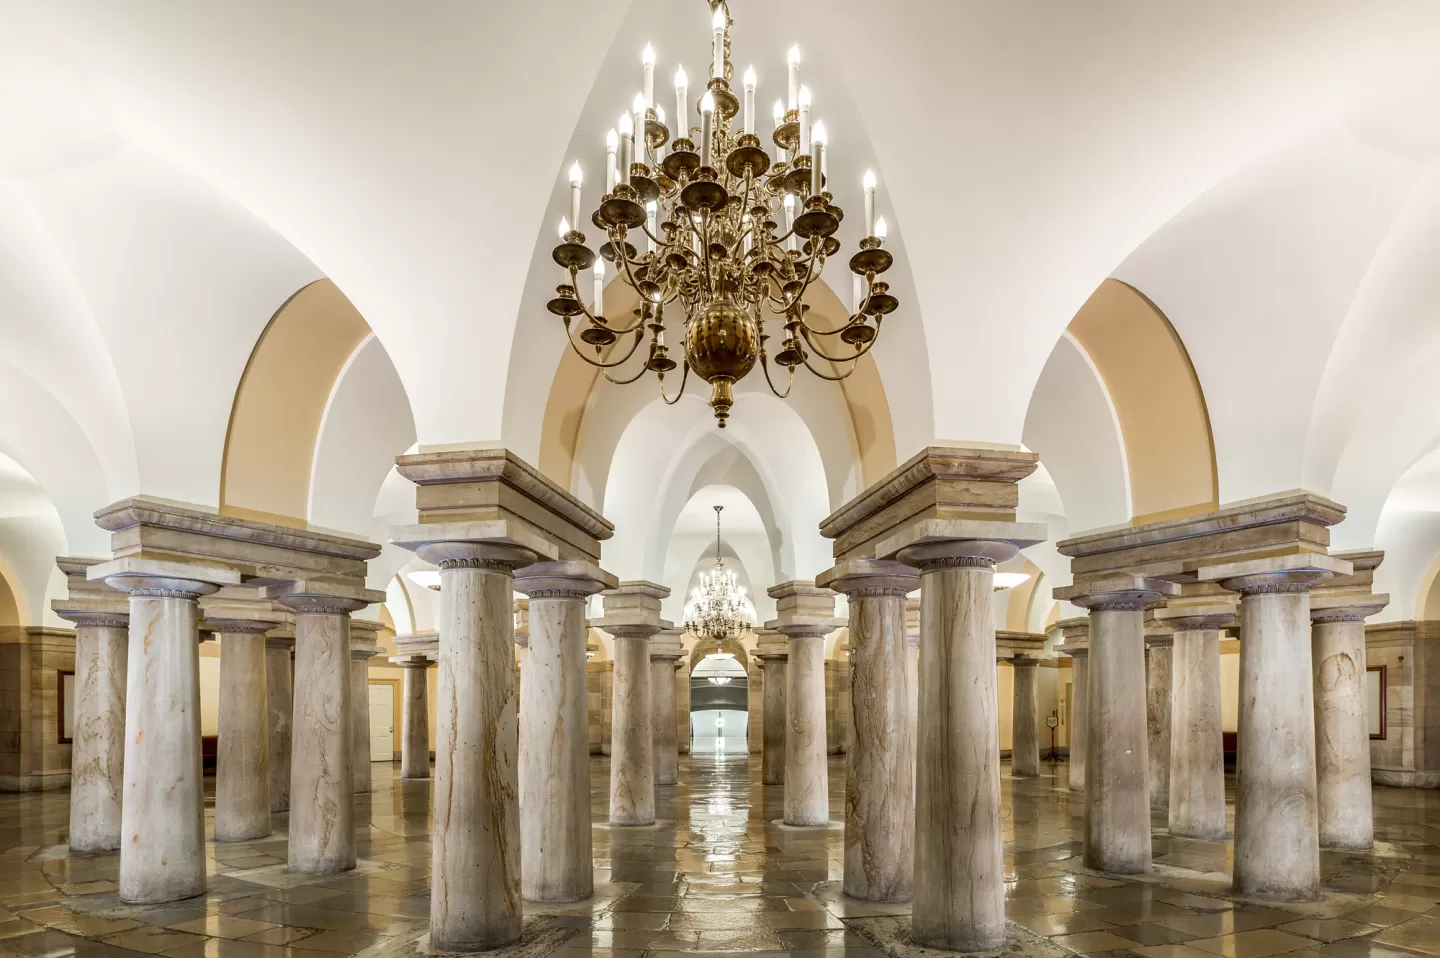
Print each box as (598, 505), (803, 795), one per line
(685, 505), (753, 651)
(548, 1), (899, 427)
(707, 675), (734, 686)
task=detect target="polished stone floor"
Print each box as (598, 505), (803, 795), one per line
(1, 751), (1439, 958)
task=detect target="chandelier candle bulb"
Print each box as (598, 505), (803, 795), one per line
(646, 201), (657, 253)
(773, 99), (788, 161)
(700, 91), (715, 169)
(863, 169), (876, 236)
(642, 43), (655, 108)
(811, 120), (826, 197)
(593, 259), (604, 318)
(784, 194), (796, 251)
(605, 129), (618, 192)
(674, 65), (688, 139)
(743, 65), (756, 134)
(568, 162), (582, 233)
(654, 104), (667, 161)
(787, 45), (800, 110)
(558, 216), (569, 240)
(617, 111), (633, 186)
(875, 215), (888, 245)
(798, 85), (812, 154)
(632, 93), (647, 163)
(853, 274), (864, 313)
(712, 7), (726, 79)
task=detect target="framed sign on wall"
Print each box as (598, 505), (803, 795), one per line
(59, 670), (75, 744)
(1367, 665), (1386, 740)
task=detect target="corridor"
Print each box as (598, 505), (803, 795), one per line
(0, 756), (1438, 958)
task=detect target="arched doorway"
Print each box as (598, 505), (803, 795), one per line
(688, 635), (750, 754)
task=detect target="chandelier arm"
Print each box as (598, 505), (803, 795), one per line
(567, 265), (649, 336)
(798, 349), (861, 382)
(602, 331), (655, 384)
(560, 317), (650, 370)
(658, 360), (692, 404)
(769, 242), (826, 315)
(758, 349), (796, 398)
(797, 321), (880, 364)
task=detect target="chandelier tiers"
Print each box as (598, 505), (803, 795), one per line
(684, 505), (754, 648)
(548, 1), (899, 427)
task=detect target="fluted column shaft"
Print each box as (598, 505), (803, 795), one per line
(1068, 651), (1090, 799)
(651, 652), (681, 786)
(285, 599), (360, 876)
(610, 630), (656, 825)
(400, 662), (431, 779)
(265, 640), (293, 813)
(759, 653), (788, 785)
(1083, 602), (1152, 875)
(1166, 622), (1227, 839)
(1146, 639), (1173, 811)
(1011, 657), (1040, 778)
(515, 567), (606, 903)
(63, 616), (128, 854)
(908, 552), (1006, 953)
(106, 575), (217, 904)
(215, 627), (272, 842)
(840, 584), (915, 901)
(1312, 609), (1375, 850)
(783, 632), (829, 825)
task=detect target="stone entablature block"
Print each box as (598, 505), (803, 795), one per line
(1365, 620), (1440, 788)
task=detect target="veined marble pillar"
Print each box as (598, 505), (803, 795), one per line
(603, 614), (660, 824)
(1056, 619), (1090, 808)
(1145, 631), (1174, 811)
(1010, 656), (1040, 778)
(55, 609), (128, 854)
(513, 561), (615, 902)
(769, 581), (842, 828)
(1201, 554), (1349, 902)
(265, 637), (294, 813)
(399, 660), (432, 779)
(819, 559), (918, 902)
(213, 622), (273, 842)
(650, 628), (684, 787)
(272, 591), (371, 877)
(104, 571), (221, 904)
(905, 598), (919, 791)
(894, 535), (1037, 953)
(756, 630), (788, 786)
(1156, 605), (1232, 841)
(1311, 594), (1386, 851)
(1057, 576), (1178, 875)
(349, 628), (382, 795)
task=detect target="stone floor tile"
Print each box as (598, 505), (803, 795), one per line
(1184, 930), (1316, 958)
(1370, 914), (1440, 956)
(98, 926), (207, 954)
(1275, 919), (1384, 942)
(1054, 930), (1154, 953)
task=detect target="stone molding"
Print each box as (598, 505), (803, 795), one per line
(512, 559), (618, 598)
(815, 557), (918, 597)
(1054, 573), (1179, 611)
(1310, 593), (1388, 624)
(593, 580), (670, 639)
(766, 580), (844, 638)
(1198, 552), (1352, 595)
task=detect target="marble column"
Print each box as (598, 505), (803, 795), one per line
(893, 537), (1031, 953)
(756, 639), (788, 786)
(213, 623), (273, 842)
(399, 660), (432, 779)
(265, 637), (294, 813)
(650, 629), (683, 787)
(1010, 656), (1041, 778)
(349, 637), (381, 795)
(784, 632), (830, 825)
(1201, 554), (1348, 902)
(56, 610), (128, 854)
(513, 560), (614, 902)
(273, 592), (369, 877)
(1157, 605), (1232, 841)
(1056, 618), (1090, 808)
(1056, 576), (1177, 876)
(104, 572), (221, 904)
(905, 597), (919, 798)
(819, 559), (918, 902)
(610, 627), (657, 824)
(1145, 632), (1174, 812)
(1311, 594), (1386, 851)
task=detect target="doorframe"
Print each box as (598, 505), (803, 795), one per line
(367, 677), (402, 758)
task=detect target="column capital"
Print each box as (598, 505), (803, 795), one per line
(1155, 598), (1237, 633)
(766, 580), (843, 638)
(905, 596), (920, 648)
(816, 557), (918, 597)
(594, 580), (670, 639)
(391, 522), (555, 571)
(512, 559), (618, 598)
(392, 630), (439, 663)
(266, 634), (296, 651)
(1198, 553), (1352, 596)
(1055, 616), (1089, 658)
(349, 619), (385, 656)
(89, 556), (236, 598)
(201, 600), (289, 637)
(51, 598), (130, 629)
(261, 580), (384, 616)
(1055, 574), (1179, 612)
(755, 627), (789, 660)
(1310, 593), (1388, 624)
(878, 520), (1047, 571)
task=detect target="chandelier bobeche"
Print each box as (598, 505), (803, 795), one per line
(684, 505), (753, 648)
(548, 1), (898, 427)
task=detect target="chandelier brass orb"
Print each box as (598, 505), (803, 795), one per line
(548, 0), (900, 427)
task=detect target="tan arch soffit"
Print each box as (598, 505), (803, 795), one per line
(1066, 279), (1218, 526)
(220, 279), (373, 528)
(537, 281), (898, 491)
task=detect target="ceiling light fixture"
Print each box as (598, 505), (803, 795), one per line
(685, 504), (752, 655)
(549, 1), (900, 427)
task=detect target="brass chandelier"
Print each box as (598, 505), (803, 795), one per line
(684, 505), (753, 649)
(547, 1), (898, 427)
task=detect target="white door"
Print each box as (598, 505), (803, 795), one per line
(368, 683), (394, 761)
